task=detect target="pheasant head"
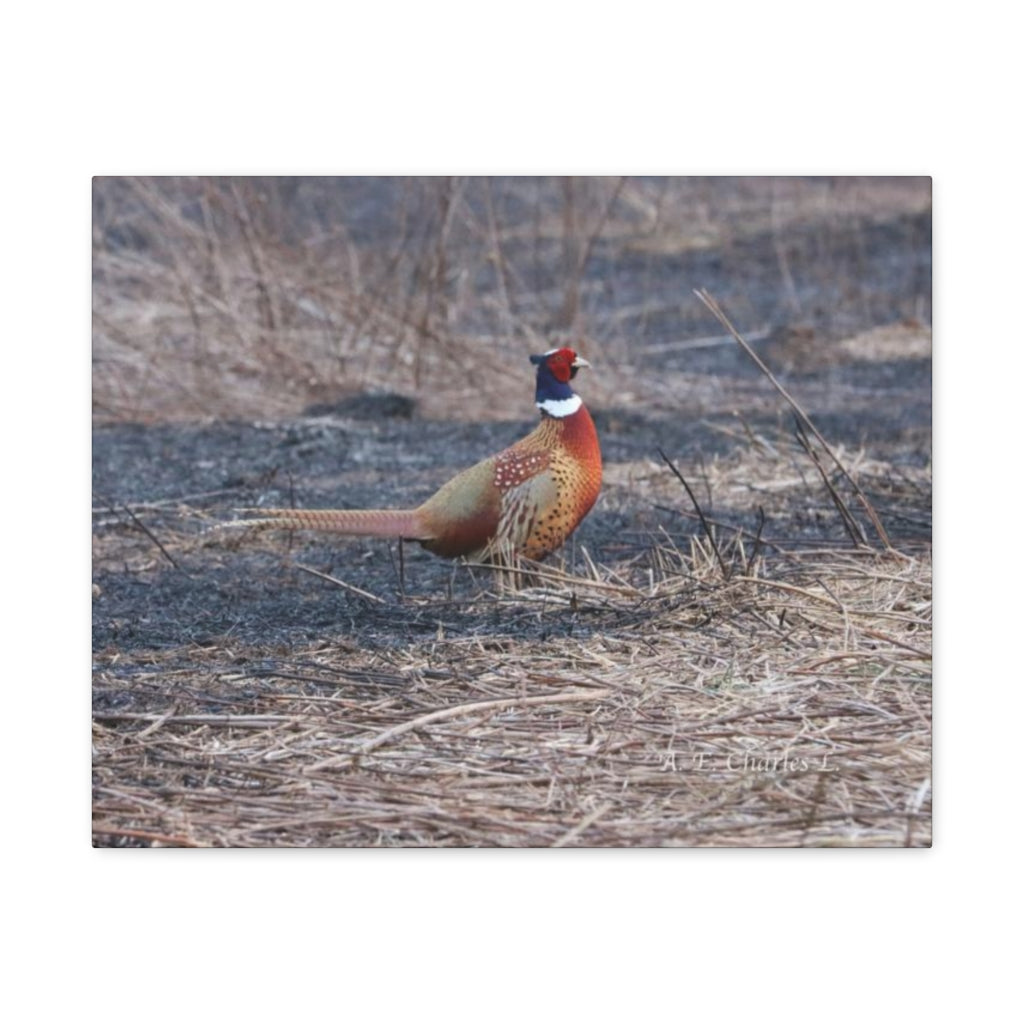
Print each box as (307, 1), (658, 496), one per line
(530, 347), (591, 418)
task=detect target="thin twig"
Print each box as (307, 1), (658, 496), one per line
(360, 689), (612, 752)
(657, 446), (731, 579)
(306, 689), (613, 771)
(693, 288), (893, 550)
(93, 713), (298, 727)
(552, 802), (616, 848)
(793, 419), (869, 547)
(116, 501), (188, 573)
(749, 506), (767, 569)
(295, 564), (386, 604)
(92, 827), (201, 848)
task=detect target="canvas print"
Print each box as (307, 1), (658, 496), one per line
(92, 177), (931, 847)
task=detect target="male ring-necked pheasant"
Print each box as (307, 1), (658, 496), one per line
(241, 347), (601, 562)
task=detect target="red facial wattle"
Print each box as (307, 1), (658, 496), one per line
(546, 348), (577, 383)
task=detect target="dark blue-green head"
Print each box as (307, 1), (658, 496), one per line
(530, 347), (591, 417)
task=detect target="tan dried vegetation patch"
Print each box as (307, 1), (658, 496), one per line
(93, 539), (931, 847)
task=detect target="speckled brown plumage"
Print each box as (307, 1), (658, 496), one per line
(239, 347), (602, 562)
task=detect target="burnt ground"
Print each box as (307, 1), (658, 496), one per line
(93, 341), (931, 688)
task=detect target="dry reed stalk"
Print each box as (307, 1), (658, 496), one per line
(693, 288), (893, 549)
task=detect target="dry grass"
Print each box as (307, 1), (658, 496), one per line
(838, 322), (933, 362)
(92, 537), (931, 847)
(92, 176), (931, 423)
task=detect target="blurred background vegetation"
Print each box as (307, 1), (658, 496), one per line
(92, 176), (930, 422)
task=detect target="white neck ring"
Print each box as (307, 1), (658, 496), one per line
(537, 395), (582, 418)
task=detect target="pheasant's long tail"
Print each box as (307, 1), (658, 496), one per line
(236, 508), (431, 540)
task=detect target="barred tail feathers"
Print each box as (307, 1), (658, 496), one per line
(242, 508), (430, 540)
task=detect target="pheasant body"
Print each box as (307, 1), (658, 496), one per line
(242, 347), (601, 562)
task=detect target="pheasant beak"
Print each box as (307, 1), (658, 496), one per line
(571, 355), (591, 370)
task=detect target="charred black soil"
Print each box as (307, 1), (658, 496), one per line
(93, 342), (930, 653)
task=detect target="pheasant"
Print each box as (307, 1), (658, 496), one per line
(239, 347), (602, 562)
